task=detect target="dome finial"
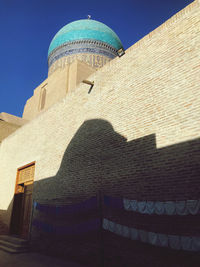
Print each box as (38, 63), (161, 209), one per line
(87, 15), (91, 19)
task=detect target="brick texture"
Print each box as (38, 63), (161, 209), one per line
(0, 1), (200, 266)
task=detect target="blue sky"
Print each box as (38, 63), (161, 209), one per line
(0, 0), (193, 117)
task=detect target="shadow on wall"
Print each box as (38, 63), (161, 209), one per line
(33, 118), (200, 202)
(30, 119), (200, 267)
(0, 210), (9, 234)
(0, 197), (15, 235)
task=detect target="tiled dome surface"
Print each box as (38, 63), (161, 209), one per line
(48, 19), (123, 55)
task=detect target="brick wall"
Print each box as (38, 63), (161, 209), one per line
(0, 121), (20, 143)
(0, 0), (199, 265)
(23, 60), (95, 121)
(0, 212), (8, 235)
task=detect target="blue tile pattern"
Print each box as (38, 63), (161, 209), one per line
(48, 39), (118, 68)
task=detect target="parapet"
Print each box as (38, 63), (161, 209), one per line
(0, 112), (28, 142)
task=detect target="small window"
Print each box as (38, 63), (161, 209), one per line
(39, 85), (47, 111)
(15, 162), (35, 194)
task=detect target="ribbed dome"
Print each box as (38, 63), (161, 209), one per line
(48, 19), (123, 75)
(48, 19), (123, 55)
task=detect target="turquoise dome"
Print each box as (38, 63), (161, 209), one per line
(48, 19), (123, 56)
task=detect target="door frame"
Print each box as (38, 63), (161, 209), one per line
(14, 161), (36, 193)
(10, 161), (35, 238)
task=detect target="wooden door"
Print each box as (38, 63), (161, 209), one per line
(20, 183), (33, 238)
(10, 193), (23, 235)
(10, 162), (35, 239)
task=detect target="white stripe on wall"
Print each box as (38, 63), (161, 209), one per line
(103, 218), (200, 252)
(123, 199), (200, 215)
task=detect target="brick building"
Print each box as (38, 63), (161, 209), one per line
(0, 1), (200, 266)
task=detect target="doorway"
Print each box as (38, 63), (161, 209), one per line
(10, 162), (35, 239)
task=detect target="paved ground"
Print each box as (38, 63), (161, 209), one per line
(0, 250), (85, 267)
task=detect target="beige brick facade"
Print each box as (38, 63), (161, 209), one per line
(0, 112), (27, 143)
(1, 0), (200, 219)
(0, 1), (199, 264)
(0, 121), (20, 144)
(23, 60), (95, 120)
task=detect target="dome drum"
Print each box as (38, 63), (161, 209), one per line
(48, 19), (123, 75)
(48, 39), (118, 68)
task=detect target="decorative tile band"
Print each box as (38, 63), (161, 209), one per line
(48, 39), (118, 58)
(48, 39), (118, 68)
(123, 198), (200, 215)
(48, 54), (111, 75)
(103, 218), (200, 252)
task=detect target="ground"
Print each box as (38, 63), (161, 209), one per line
(0, 250), (84, 267)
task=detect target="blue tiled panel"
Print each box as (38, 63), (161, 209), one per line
(48, 39), (118, 68)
